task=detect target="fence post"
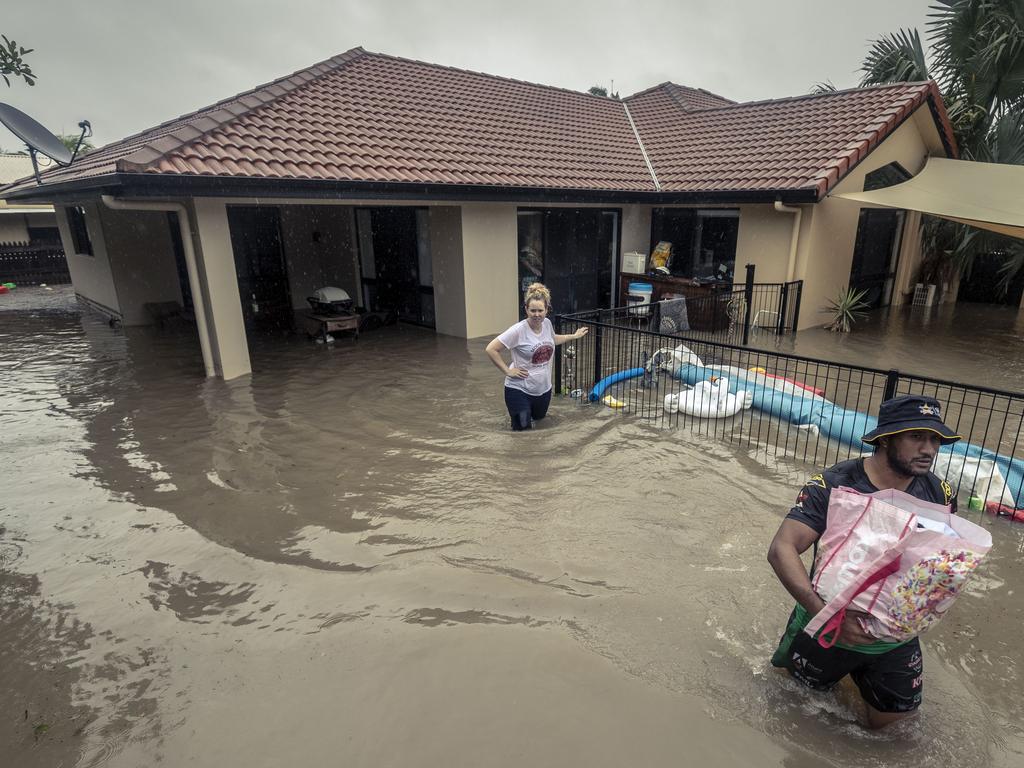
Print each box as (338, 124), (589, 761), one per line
(553, 315), (563, 395)
(776, 281), (789, 335)
(883, 369), (900, 401)
(741, 263), (755, 346)
(791, 281), (803, 334)
(592, 323), (604, 387)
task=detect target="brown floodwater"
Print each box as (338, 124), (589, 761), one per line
(759, 301), (1024, 393)
(2, 286), (1023, 767)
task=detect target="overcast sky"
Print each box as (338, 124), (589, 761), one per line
(3, 0), (934, 148)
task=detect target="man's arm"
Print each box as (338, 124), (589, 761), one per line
(767, 519), (825, 615)
(767, 516), (876, 647)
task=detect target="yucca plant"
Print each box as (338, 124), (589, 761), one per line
(823, 287), (871, 333)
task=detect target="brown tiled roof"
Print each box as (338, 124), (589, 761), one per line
(1, 48), (955, 201)
(627, 82), (735, 111)
(625, 80), (955, 197)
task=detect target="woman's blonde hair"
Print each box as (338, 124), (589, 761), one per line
(523, 282), (551, 309)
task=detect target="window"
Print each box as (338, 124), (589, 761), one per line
(864, 162), (911, 191)
(66, 205), (94, 255)
(649, 208), (738, 280)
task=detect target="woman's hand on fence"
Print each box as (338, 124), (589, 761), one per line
(507, 367), (529, 379)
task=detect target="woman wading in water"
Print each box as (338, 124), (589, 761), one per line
(486, 283), (588, 431)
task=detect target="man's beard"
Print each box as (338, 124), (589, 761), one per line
(885, 440), (932, 478)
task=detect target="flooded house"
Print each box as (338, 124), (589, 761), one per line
(1, 47), (959, 379)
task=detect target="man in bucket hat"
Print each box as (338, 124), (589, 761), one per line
(766, 395), (960, 729)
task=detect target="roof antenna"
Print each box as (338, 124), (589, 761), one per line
(0, 102), (91, 185)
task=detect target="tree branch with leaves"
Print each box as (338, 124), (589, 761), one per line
(1, 35), (35, 87)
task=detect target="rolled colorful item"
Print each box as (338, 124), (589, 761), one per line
(748, 366), (824, 397)
(588, 367), (645, 403)
(674, 362), (1024, 508)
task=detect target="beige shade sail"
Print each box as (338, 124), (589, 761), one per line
(832, 157), (1024, 240)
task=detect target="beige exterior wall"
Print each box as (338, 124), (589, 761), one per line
(735, 204), (799, 284)
(795, 108), (937, 328)
(191, 198), (251, 380)
(0, 213), (30, 244)
(55, 203), (122, 318)
(279, 205), (359, 309)
(429, 206), (467, 337)
(0, 207), (59, 243)
(461, 202), (518, 338)
(96, 206), (183, 326)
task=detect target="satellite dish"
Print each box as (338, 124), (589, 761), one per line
(0, 102), (73, 164)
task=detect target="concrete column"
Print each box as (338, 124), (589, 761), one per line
(191, 198), (251, 380)
(460, 202), (518, 338)
(429, 206), (467, 338)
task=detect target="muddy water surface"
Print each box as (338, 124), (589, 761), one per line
(2, 287), (1023, 767)
(762, 302), (1024, 392)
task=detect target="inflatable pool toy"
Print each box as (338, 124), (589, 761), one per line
(664, 377), (753, 418)
(674, 361), (1024, 509)
(748, 366), (824, 397)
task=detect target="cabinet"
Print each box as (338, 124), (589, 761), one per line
(618, 274), (733, 332)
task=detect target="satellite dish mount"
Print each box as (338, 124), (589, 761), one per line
(0, 103), (91, 185)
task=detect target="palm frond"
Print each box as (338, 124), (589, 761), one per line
(983, 110), (1024, 164)
(996, 242), (1024, 296)
(860, 28), (930, 86)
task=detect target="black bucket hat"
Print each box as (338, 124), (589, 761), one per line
(861, 395), (962, 446)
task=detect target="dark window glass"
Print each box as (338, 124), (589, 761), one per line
(650, 208), (737, 279)
(67, 205), (93, 255)
(864, 162), (911, 191)
(27, 226), (62, 245)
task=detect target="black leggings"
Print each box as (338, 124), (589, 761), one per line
(504, 387), (552, 431)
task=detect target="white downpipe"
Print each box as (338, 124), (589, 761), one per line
(101, 195), (215, 377)
(774, 200), (802, 283)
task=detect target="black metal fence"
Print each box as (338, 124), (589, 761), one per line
(0, 243), (71, 285)
(598, 276), (802, 347)
(554, 313), (1024, 519)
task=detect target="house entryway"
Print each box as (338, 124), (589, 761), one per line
(354, 207), (435, 327)
(516, 208), (619, 316)
(849, 208), (903, 309)
(957, 253), (1024, 306)
(227, 205), (293, 330)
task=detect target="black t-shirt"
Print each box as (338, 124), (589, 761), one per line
(786, 458), (956, 536)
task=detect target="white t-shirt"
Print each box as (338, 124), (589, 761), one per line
(497, 318), (556, 396)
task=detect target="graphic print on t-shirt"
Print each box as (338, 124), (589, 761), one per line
(531, 344), (554, 365)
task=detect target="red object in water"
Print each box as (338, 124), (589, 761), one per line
(0, 286), (8, 294)
(985, 501), (1024, 522)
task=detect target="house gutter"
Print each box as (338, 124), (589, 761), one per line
(774, 200), (802, 283)
(100, 195), (215, 377)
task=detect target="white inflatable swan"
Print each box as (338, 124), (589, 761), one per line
(663, 377), (753, 418)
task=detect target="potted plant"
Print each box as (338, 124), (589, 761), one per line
(823, 286), (870, 333)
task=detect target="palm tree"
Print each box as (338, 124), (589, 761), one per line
(58, 134), (94, 157)
(859, 1), (1024, 296)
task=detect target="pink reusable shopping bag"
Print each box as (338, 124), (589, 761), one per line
(804, 487), (992, 646)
